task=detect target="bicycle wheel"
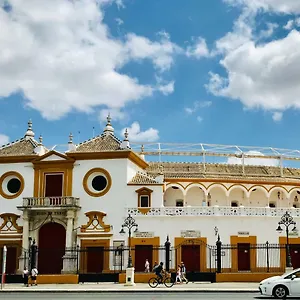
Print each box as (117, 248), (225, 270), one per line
(148, 277), (159, 288)
(164, 276), (175, 288)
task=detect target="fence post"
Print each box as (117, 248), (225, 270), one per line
(165, 236), (171, 272)
(266, 241), (270, 273)
(216, 234), (222, 273)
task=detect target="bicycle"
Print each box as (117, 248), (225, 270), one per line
(148, 272), (175, 288)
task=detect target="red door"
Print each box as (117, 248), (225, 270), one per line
(38, 222), (66, 274)
(0, 246), (17, 274)
(134, 245), (153, 272)
(45, 174), (63, 205)
(87, 247), (104, 273)
(238, 243), (250, 271)
(181, 245), (200, 272)
(290, 244), (300, 269)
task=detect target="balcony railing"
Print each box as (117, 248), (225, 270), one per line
(127, 206), (300, 217)
(21, 197), (80, 209)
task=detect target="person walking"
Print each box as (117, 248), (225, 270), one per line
(30, 267), (38, 286)
(180, 262), (188, 283)
(145, 259), (150, 272)
(22, 267), (29, 287)
(175, 265), (182, 284)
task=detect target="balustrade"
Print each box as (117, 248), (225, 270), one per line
(21, 197), (80, 208)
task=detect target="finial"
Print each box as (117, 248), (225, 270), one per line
(141, 144), (144, 153)
(159, 164), (164, 174)
(103, 113), (114, 134)
(38, 134), (43, 144)
(68, 132), (73, 144)
(24, 119), (35, 139)
(124, 128), (129, 141)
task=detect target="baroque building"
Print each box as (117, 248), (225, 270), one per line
(0, 117), (300, 278)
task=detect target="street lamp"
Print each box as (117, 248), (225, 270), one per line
(119, 214), (138, 268)
(276, 211), (297, 269)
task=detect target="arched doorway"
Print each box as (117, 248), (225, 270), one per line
(38, 222), (66, 274)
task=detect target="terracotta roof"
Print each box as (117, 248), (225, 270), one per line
(0, 138), (38, 156)
(129, 172), (160, 184)
(146, 162), (300, 183)
(73, 133), (122, 152)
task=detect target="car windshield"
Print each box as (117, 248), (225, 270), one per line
(284, 269), (300, 279)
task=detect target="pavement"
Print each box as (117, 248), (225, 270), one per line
(0, 282), (260, 293)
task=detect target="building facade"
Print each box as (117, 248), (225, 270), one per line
(0, 117), (300, 276)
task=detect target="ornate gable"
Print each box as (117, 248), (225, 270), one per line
(81, 211), (111, 233)
(0, 213), (23, 234)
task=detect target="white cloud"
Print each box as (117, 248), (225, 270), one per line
(186, 37), (210, 58)
(157, 81), (174, 96)
(125, 33), (182, 72)
(208, 30), (300, 113)
(0, 134), (9, 146)
(122, 122), (159, 142)
(227, 151), (279, 166)
(115, 18), (124, 26)
(224, 0), (300, 14)
(258, 22), (278, 39)
(99, 108), (128, 123)
(284, 20), (294, 30)
(272, 112), (283, 122)
(185, 101), (212, 114)
(115, 0), (125, 9)
(196, 116), (203, 122)
(0, 0), (182, 121)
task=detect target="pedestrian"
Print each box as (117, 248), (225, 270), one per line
(176, 265), (182, 284)
(31, 267), (38, 286)
(22, 267), (29, 287)
(180, 261), (188, 283)
(145, 259), (150, 272)
(152, 261), (158, 272)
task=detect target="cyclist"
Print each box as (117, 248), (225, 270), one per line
(154, 262), (164, 283)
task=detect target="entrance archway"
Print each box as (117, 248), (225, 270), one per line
(38, 222), (66, 274)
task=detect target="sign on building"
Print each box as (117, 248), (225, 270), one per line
(134, 231), (154, 238)
(180, 230), (201, 238)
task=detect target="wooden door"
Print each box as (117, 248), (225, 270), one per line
(181, 245), (200, 272)
(86, 247), (104, 273)
(134, 245), (153, 272)
(290, 244), (300, 269)
(237, 243), (250, 271)
(45, 173), (63, 197)
(38, 222), (66, 274)
(0, 246), (17, 274)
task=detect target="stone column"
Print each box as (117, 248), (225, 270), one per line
(18, 210), (29, 273)
(62, 210), (77, 274)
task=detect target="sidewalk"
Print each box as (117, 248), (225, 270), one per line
(0, 282), (259, 293)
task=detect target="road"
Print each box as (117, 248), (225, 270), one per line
(1, 292), (296, 300)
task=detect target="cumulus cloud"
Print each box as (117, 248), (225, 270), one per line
(0, 0), (181, 121)
(122, 122), (159, 142)
(115, 18), (124, 26)
(227, 151), (280, 166)
(186, 37), (210, 58)
(0, 134), (9, 146)
(272, 112), (283, 122)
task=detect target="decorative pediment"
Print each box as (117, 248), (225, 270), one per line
(81, 211), (111, 233)
(0, 213), (23, 234)
(32, 150), (75, 167)
(135, 187), (153, 194)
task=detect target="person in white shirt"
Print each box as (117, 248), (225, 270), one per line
(31, 267), (38, 286)
(22, 267), (29, 287)
(145, 259), (150, 272)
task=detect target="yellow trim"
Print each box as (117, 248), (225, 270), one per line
(279, 236), (300, 270)
(0, 155), (36, 164)
(0, 213), (22, 233)
(83, 168), (112, 197)
(174, 237), (207, 272)
(129, 237), (160, 267)
(80, 211), (111, 233)
(67, 151), (148, 169)
(136, 187), (152, 213)
(0, 171), (25, 199)
(230, 236), (257, 272)
(185, 182), (207, 191)
(29, 275), (78, 284)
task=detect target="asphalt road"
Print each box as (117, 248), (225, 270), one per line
(1, 292), (295, 300)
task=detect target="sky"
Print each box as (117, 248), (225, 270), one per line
(1, 0), (300, 159)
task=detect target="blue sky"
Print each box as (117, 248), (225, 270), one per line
(1, 0), (300, 154)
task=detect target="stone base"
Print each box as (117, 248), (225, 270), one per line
(124, 267), (136, 286)
(62, 255), (77, 274)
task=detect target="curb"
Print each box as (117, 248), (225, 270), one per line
(0, 289), (259, 293)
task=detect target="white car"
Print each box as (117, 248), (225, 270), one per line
(259, 268), (300, 298)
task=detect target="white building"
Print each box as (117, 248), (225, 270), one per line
(0, 117), (300, 278)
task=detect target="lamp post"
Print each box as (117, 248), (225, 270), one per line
(119, 214), (138, 286)
(276, 211), (297, 269)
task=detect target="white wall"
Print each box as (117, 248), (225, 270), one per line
(0, 162), (34, 224)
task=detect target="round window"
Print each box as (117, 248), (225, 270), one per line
(83, 168), (111, 197)
(0, 171), (24, 199)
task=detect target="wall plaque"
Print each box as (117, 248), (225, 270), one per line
(238, 231), (249, 236)
(181, 230), (201, 238)
(134, 231), (154, 238)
